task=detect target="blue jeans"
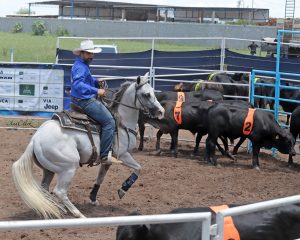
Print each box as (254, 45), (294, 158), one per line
(73, 98), (115, 159)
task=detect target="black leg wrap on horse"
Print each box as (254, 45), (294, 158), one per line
(121, 173), (138, 192)
(90, 184), (100, 202)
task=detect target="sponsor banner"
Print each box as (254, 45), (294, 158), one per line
(15, 83), (39, 97)
(0, 64), (72, 116)
(40, 69), (64, 84)
(39, 84), (64, 98)
(15, 68), (40, 83)
(0, 82), (14, 96)
(0, 68), (15, 82)
(14, 97), (39, 111)
(0, 97), (14, 109)
(39, 98), (63, 112)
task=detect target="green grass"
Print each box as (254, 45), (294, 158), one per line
(0, 31), (261, 63)
(0, 32), (57, 63)
(58, 38), (216, 54)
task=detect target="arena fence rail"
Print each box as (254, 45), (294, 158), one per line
(0, 212), (212, 240)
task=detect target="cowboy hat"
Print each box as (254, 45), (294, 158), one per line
(73, 40), (102, 55)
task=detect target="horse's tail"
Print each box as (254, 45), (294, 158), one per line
(12, 140), (65, 219)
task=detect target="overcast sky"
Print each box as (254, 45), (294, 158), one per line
(0, 0), (298, 18)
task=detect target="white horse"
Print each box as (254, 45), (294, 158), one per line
(12, 73), (165, 219)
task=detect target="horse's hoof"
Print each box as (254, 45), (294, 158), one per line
(74, 211), (86, 218)
(138, 146), (143, 151)
(253, 166), (260, 171)
(216, 163), (222, 168)
(150, 150), (161, 156)
(89, 200), (99, 206)
(171, 152), (178, 158)
(118, 188), (126, 199)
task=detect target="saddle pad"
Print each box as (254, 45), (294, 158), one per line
(243, 108), (256, 136)
(173, 92), (185, 124)
(210, 205), (241, 240)
(52, 112), (100, 134)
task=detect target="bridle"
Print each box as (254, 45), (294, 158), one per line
(104, 81), (156, 116)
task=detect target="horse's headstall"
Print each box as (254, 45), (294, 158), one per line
(135, 80), (149, 90)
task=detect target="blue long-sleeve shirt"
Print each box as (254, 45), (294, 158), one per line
(71, 57), (100, 99)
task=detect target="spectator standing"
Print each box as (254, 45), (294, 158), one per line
(248, 41), (259, 56)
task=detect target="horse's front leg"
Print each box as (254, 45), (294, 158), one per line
(137, 117), (145, 151)
(89, 164), (111, 204)
(117, 152), (141, 199)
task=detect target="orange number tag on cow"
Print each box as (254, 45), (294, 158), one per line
(243, 108), (256, 136)
(210, 205), (241, 240)
(173, 92), (185, 124)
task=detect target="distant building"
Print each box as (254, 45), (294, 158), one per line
(29, 0), (269, 23)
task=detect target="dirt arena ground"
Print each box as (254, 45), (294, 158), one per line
(0, 125), (299, 240)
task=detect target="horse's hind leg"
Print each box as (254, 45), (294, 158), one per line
(89, 164), (110, 204)
(41, 168), (55, 192)
(53, 169), (85, 218)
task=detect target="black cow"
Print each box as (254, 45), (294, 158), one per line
(116, 204), (300, 240)
(155, 89), (223, 102)
(211, 73), (249, 100)
(253, 77), (275, 109)
(174, 81), (199, 92)
(205, 104), (296, 168)
(138, 90), (223, 152)
(174, 80), (224, 93)
(231, 72), (249, 82)
(288, 106), (300, 166)
(174, 73), (249, 100)
(253, 79), (300, 125)
(280, 82), (300, 125)
(143, 100), (251, 158)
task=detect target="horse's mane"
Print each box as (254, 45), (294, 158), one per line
(252, 211), (300, 240)
(109, 81), (132, 114)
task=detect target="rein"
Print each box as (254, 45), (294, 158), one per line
(104, 81), (150, 113)
(103, 97), (140, 110)
(102, 88), (140, 110)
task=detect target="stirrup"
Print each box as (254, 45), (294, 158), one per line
(100, 151), (112, 165)
(101, 151), (122, 165)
